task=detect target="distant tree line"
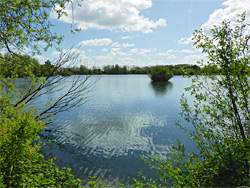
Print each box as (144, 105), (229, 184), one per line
(56, 63), (223, 76)
(1, 53), (244, 78)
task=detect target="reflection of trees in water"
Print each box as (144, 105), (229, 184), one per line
(150, 81), (173, 96)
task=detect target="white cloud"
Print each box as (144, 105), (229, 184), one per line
(178, 36), (193, 45)
(138, 48), (157, 56)
(120, 36), (131, 40)
(112, 42), (135, 48)
(51, 48), (85, 56)
(178, 0), (250, 45)
(157, 48), (204, 63)
(49, 48), (93, 67)
(130, 48), (138, 54)
(35, 55), (48, 63)
(180, 54), (206, 64)
(111, 48), (121, 52)
(95, 55), (113, 63)
(158, 50), (177, 59)
(166, 55), (177, 60)
(129, 48), (156, 56)
(119, 0), (152, 9)
(201, 0), (250, 33)
(110, 48), (127, 56)
(78, 38), (112, 46)
(122, 43), (135, 48)
(53, 0), (167, 33)
(101, 48), (108, 52)
(158, 49), (174, 56)
(112, 42), (121, 47)
(178, 49), (196, 54)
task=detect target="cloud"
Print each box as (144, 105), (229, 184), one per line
(51, 48), (85, 56)
(129, 48), (156, 56)
(130, 48), (138, 54)
(158, 49), (174, 56)
(35, 55), (48, 63)
(110, 48), (121, 52)
(122, 43), (135, 48)
(78, 38), (112, 46)
(101, 48), (108, 52)
(112, 42), (121, 47)
(95, 55), (113, 63)
(158, 49), (197, 56)
(158, 50), (177, 59)
(178, 36), (193, 45)
(180, 54), (206, 64)
(178, 0), (250, 45)
(178, 49), (197, 54)
(138, 48), (157, 56)
(112, 42), (135, 48)
(201, 0), (250, 33)
(110, 48), (127, 56)
(54, 0), (167, 33)
(120, 36), (131, 40)
(157, 48), (205, 63)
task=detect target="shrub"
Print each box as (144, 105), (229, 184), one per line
(149, 66), (174, 82)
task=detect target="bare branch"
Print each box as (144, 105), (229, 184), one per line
(13, 47), (99, 122)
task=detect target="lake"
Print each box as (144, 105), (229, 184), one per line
(40, 75), (196, 185)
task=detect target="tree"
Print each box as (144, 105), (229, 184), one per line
(0, 0), (97, 122)
(134, 12), (249, 187)
(149, 66), (174, 82)
(0, 0), (99, 186)
(0, 53), (41, 78)
(0, 0), (80, 55)
(79, 65), (88, 74)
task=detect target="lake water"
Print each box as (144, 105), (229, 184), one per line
(40, 75), (196, 185)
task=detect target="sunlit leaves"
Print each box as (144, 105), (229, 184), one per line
(0, 0), (78, 54)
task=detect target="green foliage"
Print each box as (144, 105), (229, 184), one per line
(0, 0), (76, 54)
(149, 66), (174, 82)
(134, 12), (250, 187)
(0, 53), (41, 78)
(103, 64), (128, 74)
(0, 89), (80, 187)
(0, 105), (43, 178)
(0, 0), (103, 187)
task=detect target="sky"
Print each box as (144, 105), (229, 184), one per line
(37, 0), (250, 68)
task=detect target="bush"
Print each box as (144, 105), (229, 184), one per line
(149, 66), (174, 82)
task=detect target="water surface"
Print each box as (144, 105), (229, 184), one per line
(41, 75), (195, 185)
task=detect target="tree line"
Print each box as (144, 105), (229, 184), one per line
(0, 53), (227, 77)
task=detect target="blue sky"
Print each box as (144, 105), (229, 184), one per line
(37, 0), (250, 68)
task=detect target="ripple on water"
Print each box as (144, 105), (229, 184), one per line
(41, 75), (196, 185)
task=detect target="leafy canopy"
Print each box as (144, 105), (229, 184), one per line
(0, 0), (80, 54)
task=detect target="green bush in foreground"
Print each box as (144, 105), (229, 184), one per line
(149, 66), (174, 82)
(134, 12), (250, 187)
(0, 96), (81, 187)
(0, 99), (121, 187)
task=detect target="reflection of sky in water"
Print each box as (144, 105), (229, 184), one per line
(41, 75), (196, 185)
